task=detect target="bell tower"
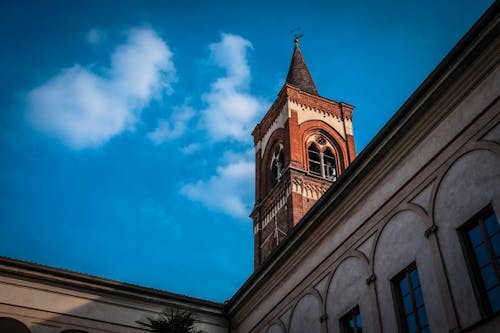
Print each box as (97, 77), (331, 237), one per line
(251, 40), (356, 268)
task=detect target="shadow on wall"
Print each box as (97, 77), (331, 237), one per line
(0, 317), (31, 333)
(0, 276), (228, 333)
(0, 299), (148, 333)
(0, 315), (89, 333)
(0, 318), (88, 333)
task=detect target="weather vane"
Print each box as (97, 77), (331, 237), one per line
(290, 27), (304, 44)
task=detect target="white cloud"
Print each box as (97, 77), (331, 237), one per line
(201, 33), (267, 142)
(221, 148), (254, 163)
(111, 28), (175, 97)
(180, 143), (202, 155)
(180, 151), (254, 219)
(148, 105), (194, 144)
(27, 27), (175, 149)
(179, 34), (264, 218)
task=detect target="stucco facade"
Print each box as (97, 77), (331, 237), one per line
(0, 257), (228, 332)
(1, 3), (499, 333)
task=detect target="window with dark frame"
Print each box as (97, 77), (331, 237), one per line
(308, 144), (322, 176)
(308, 143), (338, 181)
(323, 148), (337, 181)
(340, 306), (362, 333)
(392, 264), (430, 333)
(460, 205), (500, 316)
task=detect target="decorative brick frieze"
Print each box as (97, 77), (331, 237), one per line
(291, 176), (330, 200)
(286, 85), (343, 119)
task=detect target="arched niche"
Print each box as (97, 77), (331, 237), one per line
(270, 143), (285, 188)
(434, 149), (500, 327)
(373, 209), (447, 332)
(289, 293), (322, 333)
(0, 317), (31, 333)
(265, 323), (284, 333)
(326, 256), (376, 333)
(261, 130), (287, 194)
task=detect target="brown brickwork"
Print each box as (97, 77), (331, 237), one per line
(251, 43), (357, 269)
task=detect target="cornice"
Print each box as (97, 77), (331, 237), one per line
(286, 86), (344, 119)
(0, 256), (225, 315)
(253, 84), (354, 144)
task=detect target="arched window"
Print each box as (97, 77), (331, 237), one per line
(323, 148), (337, 181)
(0, 317), (31, 333)
(308, 144), (337, 181)
(270, 144), (284, 187)
(308, 144), (322, 176)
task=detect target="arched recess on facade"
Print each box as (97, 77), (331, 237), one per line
(372, 208), (448, 332)
(264, 321), (286, 333)
(325, 252), (379, 333)
(0, 317), (31, 333)
(262, 129), (288, 194)
(432, 146), (500, 328)
(300, 121), (348, 174)
(288, 291), (322, 333)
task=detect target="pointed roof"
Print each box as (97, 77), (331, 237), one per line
(285, 39), (319, 95)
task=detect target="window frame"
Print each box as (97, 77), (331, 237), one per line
(307, 143), (322, 176)
(322, 147), (337, 181)
(339, 305), (362, 333)
(458, 204), (500, 317)
(306, 142), (338, 180)
(391, 262), (430, 333)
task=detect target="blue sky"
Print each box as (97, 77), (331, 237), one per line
(0, 0), (493, 301)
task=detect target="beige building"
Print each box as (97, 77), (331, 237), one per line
(0, 257), (228, 332)
(1, 3), (499, 333)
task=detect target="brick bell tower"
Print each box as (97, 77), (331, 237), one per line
(251, 39), (356, 268)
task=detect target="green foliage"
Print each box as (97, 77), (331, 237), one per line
(137, 308), (204, 333)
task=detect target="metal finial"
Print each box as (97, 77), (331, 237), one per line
(290, 27), (303, 45)
(294, 33), (304, 45)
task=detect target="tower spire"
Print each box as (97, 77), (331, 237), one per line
(285, 39), (319, 96)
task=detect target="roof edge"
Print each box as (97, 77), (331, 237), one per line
(0, 256), (225, 311)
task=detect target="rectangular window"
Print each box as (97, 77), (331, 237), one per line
(323, 153), (337, 181)
(460, 206), (500, 316)
(392, 264), (430, 333)
(308, 150), (321, 176)
(340, 306), (362, 333)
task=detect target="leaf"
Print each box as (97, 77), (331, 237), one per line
(136, 308), (205, 333)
